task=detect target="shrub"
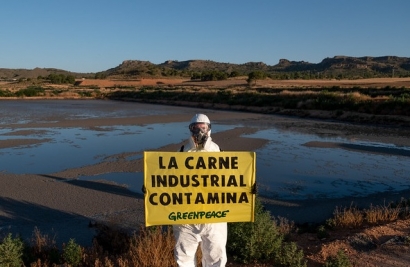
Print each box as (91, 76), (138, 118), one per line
(317, 225), (330, 239)
(228, 198), (282, 263)
(62, 239), (82, 266)
(15, 86), (45, 97)
(227, 198), (305, 266)
(0, 233), (24, 267)
(0, 89), (14, 97)
(51, 89), (65, 95)
(325, 250), (351, 267)
(278, 242), (307, 267)
(404, 235), (410, 246)
(77, 91), (93, 97)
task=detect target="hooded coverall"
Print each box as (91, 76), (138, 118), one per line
(173, 135), (227, 267)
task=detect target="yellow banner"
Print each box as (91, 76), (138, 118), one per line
(143, 151), (256, 226)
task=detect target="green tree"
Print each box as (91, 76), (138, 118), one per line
(0, 233), (24, 267)
(95, 72), (107, 79)
(229, 70), (241, 77)
(65, 75), (75, 84)
(62, 239), (82, 266)
(247, 71), (266, 86)
(191, 72), (202, 80)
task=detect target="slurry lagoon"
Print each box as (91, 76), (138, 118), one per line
(1, 100), (409, 200)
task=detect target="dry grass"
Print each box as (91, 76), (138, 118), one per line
(127, 226), (177, 267)
(80, 225), (203, 267)
(329, 199), (410, 229)
(364, 203), (402, 224)
(26, 227), (60, 266)
(275, 216), (296, 236)
(331, 204), (365, 228)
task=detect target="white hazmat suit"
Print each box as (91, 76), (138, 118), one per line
(173, 114), (227, 267)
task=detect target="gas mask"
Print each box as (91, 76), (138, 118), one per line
(189, 122), (210, 147)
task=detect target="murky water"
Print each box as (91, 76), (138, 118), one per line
(1, 100), (409, 200)
(248, 128), (410, 199)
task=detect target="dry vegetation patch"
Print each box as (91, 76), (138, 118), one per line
(295, 219), (410, 267)
(74, 77), (410, 89)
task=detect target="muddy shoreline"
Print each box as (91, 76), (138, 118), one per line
(1, 100), (410, 246)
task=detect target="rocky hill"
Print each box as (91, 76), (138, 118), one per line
(1, 56), (410, 80)
(0, 67), (94, 81)
(97, 55), (410, 79)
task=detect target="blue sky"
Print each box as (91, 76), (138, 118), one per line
(1, 0), (409, 73)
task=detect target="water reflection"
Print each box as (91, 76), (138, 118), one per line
(0, 99), (191, 124)
(247, 128), (410, 199)
(0, 123), (188, 173)
(1, 100), (410, 201)
(0, 122), (232, 174)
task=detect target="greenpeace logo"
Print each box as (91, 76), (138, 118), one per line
(168, 210), (230, 221)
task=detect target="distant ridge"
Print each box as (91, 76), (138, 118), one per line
(0, 67), (94, 80)
(1, 55), (410, 80)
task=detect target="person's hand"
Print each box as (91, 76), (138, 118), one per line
(251, 183), (258, 194)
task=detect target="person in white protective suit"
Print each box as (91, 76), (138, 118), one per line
(173, 113), (227, 267)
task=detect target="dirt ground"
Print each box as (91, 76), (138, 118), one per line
(294, 218), (410, 267)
